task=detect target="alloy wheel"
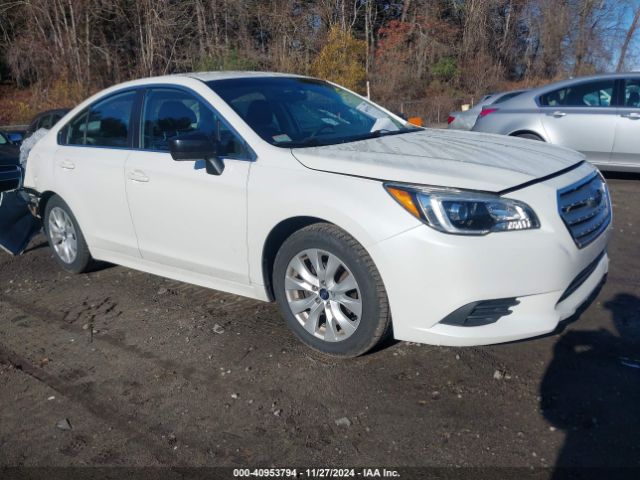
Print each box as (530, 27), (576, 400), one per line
(48, 206), (78, 264)
(284, 249), (362, 342)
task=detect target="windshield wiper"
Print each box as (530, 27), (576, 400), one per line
(374, 127), (419, 137)
(284, 137), (326, 148)
(348, 127), (419, 143)
(286, 127), (419, 149)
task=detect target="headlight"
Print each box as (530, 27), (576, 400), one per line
(385, 184), (540, 235)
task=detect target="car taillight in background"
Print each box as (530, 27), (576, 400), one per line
(479, 108), (498, 118)
(447, 116), (456, 125)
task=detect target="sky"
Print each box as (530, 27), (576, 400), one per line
(613, 3), (640, 71)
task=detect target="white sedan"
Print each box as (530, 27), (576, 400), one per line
(22, 72), (611, 356)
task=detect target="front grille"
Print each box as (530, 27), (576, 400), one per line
(557, 172), (611, 248)
(440, 298), (520, 327)
(557, 250), (605, 304)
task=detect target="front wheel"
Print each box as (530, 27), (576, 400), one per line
(273, 223), (391, 357)
(44, 196), (93, 273)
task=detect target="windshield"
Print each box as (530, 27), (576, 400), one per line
(207, 77), (417, 148)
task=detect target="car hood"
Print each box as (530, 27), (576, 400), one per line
(291, 129), (584, 192)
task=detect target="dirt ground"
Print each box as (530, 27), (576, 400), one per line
(0, 175), (639, 477)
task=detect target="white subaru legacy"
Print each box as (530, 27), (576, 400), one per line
(22, 72), (611, 357)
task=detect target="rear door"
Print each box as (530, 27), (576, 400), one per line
(612, 77), (640, 169)
(53, 90), (140, 258)
(539, 79), (617, 165)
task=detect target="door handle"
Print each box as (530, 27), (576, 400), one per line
(621, 112), (640, 119)
(59, 160), (75, 170)
(552, 111), (567, 118)
(128, 170), (149, 183)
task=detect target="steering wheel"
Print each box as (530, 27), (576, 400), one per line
(307, 124), (336, 139)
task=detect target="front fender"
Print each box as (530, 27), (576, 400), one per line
(246, 160), (421, 287)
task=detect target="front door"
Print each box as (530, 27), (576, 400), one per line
(124, 87), (252, 284)
(540, 78), (617, 165)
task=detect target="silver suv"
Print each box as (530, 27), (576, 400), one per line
(472, 73), (640, 172)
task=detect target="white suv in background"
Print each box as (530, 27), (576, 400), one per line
(22, 72), (611, 356)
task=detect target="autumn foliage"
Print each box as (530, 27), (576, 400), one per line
(0, 0), (637, 125)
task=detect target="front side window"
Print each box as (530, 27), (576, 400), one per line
(141, 88), (247, 158)
(539, 80), (615, 107)
(207, 77), (415, 148)
(623, 78), (640, 108)
(0, 132), (7, 145)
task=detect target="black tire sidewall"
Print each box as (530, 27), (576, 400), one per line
(44, 196), (92, 273)
(273, 225), (387, 357)
(516, 133), (543, 141)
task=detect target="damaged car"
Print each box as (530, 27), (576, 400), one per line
(15, 73), (611, 356)
(0, 129), (41, 255)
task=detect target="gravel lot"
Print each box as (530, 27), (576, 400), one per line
(0, 175), (638, 475)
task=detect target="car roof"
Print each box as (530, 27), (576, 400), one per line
(485, 73), (640, 108)
(183, 71), (306, 82)
(532, 72), (640, 92)
(89, 71), (313, 96)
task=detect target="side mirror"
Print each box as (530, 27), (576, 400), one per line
(168, 134), (225, 176)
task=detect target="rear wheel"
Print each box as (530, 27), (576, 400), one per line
(273, 223), (391, 357)
(44, 196), (93, 273)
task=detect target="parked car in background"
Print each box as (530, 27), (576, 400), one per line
(0, 130), (20, 167)
(18, 72), (610, 356)
(25, 108), (70, 139)
(2, 131), (24, 145)
(448, 90), (527, 131)
(472, 73), (640, 172)
(0, 127), (23, 206)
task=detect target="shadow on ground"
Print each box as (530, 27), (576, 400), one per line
(542, 293), (640, 476)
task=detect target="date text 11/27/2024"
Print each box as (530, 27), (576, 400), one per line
(232, 468), (401, 478)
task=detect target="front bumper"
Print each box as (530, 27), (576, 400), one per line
(368, 162), (611, 346)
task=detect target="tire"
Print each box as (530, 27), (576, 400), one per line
(273, 223), (391, 357)
(44, 195), (93, 273)
(514, 133), (544, 141)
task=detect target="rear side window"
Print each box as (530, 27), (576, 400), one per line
(623, 78), (640, 108)
(85, 91), (136, 147)
(61, 92), (136, 147)
(39, 115), (53, 129)
(141, 88), (247, 158)
(492, 91), (524, 105)
(65, 109), (90, 145)
(539, 80), (615, 107)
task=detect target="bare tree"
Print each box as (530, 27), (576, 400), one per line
(617, 5), (640, 71)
